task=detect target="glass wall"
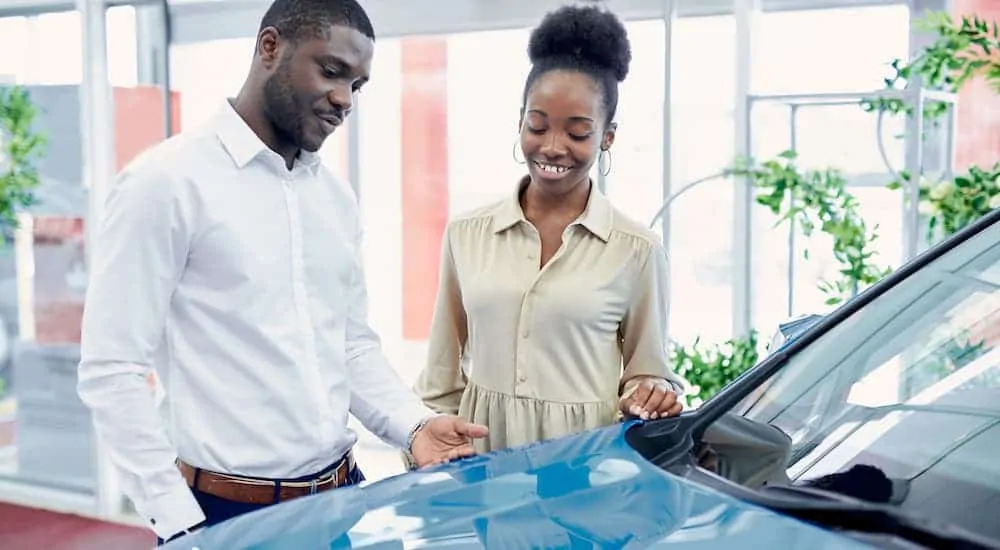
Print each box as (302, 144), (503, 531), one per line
(666, 15), (737, 346)
(156, 3), (916, 482)
(0, 0), (951, 532)
(0, 6), (138, 496)
(749, 4), (911, 338)
(351, 18), (741, 368)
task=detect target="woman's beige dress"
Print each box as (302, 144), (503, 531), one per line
(414, 179), (685, 453)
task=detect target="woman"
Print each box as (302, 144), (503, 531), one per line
(414, 5), (685, 454)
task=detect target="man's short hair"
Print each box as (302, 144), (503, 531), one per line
(259, 0), (375, 46)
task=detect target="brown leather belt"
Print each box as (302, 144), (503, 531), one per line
(177, 452), (355, 505)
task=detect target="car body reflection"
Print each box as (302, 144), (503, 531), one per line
(165, 421), (868, 549)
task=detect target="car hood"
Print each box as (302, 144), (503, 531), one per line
(165, 421), (871, 549)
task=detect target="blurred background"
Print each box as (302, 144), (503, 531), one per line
(0, 0), (997, 547)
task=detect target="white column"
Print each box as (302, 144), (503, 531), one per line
(732, 0), (759, 337)
(135, 1), (174, 137)
(348, 96), (362, 200)
(661, 0), (676, 333)
(77, 0), (121, 519)
(903, 0), (951, 260)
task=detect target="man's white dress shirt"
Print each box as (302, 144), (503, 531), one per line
(77, 102), (435, 539)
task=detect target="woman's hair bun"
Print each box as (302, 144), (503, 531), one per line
(527, 5), (632, 83)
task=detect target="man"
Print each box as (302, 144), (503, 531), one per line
(76, 0), (487, 543)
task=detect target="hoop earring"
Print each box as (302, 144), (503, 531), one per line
(598, 149), (612, 177)
(512, 143), (526, 165)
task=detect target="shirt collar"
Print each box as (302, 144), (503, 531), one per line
(493, 176), (613, 242)
(213, 100), (322, 174)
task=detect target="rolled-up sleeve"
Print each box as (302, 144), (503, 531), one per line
(619, 242), (686, 397)
(77, 163), (204, 539)
(344, 220), (435, 450)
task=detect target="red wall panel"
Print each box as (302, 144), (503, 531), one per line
(31, 86), (182, 344)
(951, 1), (1000, 170)
(400, 38), (449, 340)
(113, 86), (183, 171)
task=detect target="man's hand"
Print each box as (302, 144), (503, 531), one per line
(410, 416), (489, 468)
(620, 378), (683, 421)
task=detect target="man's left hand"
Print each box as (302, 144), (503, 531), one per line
(410, 416), (489, 468)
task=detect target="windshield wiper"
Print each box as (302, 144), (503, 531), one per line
(755, 484), (1000, 550)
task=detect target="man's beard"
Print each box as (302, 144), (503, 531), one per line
(262, 63), (306, 150)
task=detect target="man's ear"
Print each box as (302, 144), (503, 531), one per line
(256, 27), (282, 67)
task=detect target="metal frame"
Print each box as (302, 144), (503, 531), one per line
(660, 0), (677, 329)
(135, 1), (175, 135)
(733, 0), (759, 338)
(0, 0), (155, 18)
(163, 0), (908, 45)
(746, 88), (958, 312)
(76, 0), (123, 518)
(650, 87), (957, 328)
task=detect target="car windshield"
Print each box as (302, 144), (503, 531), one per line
(715, 215), (1000, 543)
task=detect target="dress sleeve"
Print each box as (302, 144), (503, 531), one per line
(414, 225), (469, 415)
(619, 241), (686, 397)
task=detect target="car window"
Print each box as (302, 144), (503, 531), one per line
(707, 218), (1000, 542)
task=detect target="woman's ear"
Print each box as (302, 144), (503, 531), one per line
(602, 122), (617, 151)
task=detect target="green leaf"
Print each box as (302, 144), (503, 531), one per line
(0, 85), (46, 232)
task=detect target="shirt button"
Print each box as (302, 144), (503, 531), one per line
(517, 371), (527, 383)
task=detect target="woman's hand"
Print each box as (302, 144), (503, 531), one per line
(619, 377), (683, 420)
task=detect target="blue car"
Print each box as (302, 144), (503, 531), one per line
(165, 208), (1000, 550)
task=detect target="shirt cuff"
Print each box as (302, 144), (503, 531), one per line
(390, 402), (440, 451)
(143, 482), (206, 540)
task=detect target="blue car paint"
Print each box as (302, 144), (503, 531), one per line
(164, 421), (872, 549)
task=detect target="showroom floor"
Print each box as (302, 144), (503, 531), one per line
(0, 502), (153, 550)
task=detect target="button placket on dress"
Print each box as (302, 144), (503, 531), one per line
(513, 224), (577, 396)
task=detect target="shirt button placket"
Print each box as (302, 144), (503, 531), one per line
(283, 175), (327, 430)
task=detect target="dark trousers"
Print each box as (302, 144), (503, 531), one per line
(158, 458), (366, 545)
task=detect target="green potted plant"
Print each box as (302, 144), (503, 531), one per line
(671, 150), (888, 404)
(866, 12), (1000, 244)
(0, 85), (46, 449)
(671, 331), (759, 407)
(675, 11), (1000, 404)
